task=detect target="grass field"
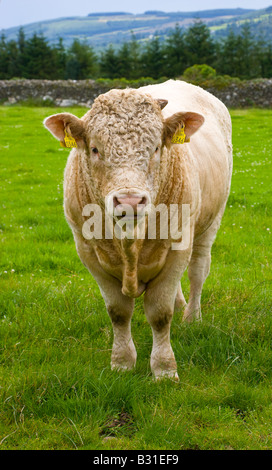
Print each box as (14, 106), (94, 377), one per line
(0, 106), (272, 450)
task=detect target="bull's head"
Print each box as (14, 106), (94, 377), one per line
(44, 89), (204, 217)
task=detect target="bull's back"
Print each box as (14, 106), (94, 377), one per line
(139, 79), (232, 168)
(140, 79), (233, 227)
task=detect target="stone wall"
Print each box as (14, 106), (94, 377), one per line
(0, 79), (109, 107)
(1, 78), (272, 108)
(207, 79), (272, 108)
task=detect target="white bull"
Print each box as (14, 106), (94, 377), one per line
(44, 79), (232, 380)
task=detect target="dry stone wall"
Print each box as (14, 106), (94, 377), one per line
(0, 79), (109, 107)
(1, 79), (272, 108)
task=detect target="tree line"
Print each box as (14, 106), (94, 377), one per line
(1, 21), (272, 81)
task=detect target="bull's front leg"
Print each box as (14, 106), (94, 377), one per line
(104, 290), (136, 371)
(74, 235), (136, 371)
(144, 292), (178, 380)
(144, 249), (191, 380)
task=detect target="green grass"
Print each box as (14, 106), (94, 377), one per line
(0, 106), (272, 450)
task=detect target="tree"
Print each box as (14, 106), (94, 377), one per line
(117, 42), (133, 78)
(17, 28), (27, 77)
(163, 24), (187, 77)
(99, 44), (119, 78)
(6, 40), (20, 78)
(216, 28), (241, 77)
(66, 39), (97, 79)
(0, 35), (9, 78)
(140, 36), (164, 78)
(262, 42), (272, 78)
(184, 20), (216, 68)
(23, 33), (56, 79)
(236, 23), (258, 79)
(126, 33), (142, 79)
(52, 38), (66, 79)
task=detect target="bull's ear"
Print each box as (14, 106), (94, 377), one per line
(156, 99), (168, 110)
(43, 113), (86, 148)
(163, 111), (204, 146)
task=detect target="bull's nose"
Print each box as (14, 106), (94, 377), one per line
(114, 195), (147, 211)
(106, 190), (151, 217)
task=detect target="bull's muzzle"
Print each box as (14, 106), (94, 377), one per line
(106, 189), (151, 218)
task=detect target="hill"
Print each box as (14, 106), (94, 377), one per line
(1, 8), (263, 49)
(210, 6), (272, 39)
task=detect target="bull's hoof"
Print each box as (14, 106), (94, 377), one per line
(151, 350), (178, 382)
(182, 307), (202, 323)
(111, 362), (135, 372)
(153, 370), (179, 382)
(111, 341), (137, 372)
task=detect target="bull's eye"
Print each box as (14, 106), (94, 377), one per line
(155, 147), (159, 152)
(91, 147), (99, 155)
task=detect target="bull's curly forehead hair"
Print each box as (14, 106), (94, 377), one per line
(83, 89), (164, 169)
(88, 88), (163, 120)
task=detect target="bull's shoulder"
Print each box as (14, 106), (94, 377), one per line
(139, 79), (231, 131)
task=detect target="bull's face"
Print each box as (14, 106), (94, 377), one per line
(84, 90), (167, 218)
(44, 89), (204, 218)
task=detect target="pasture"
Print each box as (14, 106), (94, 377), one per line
(0, 106), (272, 450)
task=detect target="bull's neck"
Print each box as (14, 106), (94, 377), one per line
(156, 146), (185, 206)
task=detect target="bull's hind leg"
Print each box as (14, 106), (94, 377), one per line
(174, 283), (187, 311)
(183, 215), (223, 323)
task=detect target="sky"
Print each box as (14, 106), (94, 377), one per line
(1, 0), (272, 30)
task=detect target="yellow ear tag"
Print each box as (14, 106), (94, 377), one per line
(171, 126), (189, 144)
(60, 129), (77, 148)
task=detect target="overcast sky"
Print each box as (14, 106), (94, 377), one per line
(1, 0), (272, 30)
